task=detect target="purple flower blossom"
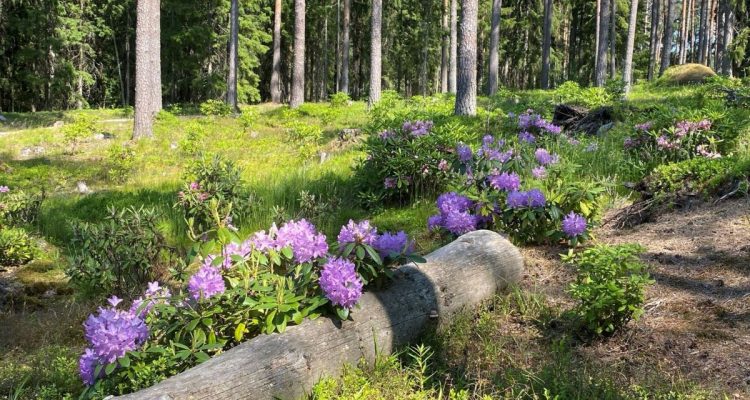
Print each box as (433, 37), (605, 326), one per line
(319, 257), (363, 309)
(427, 215), (443, 231)
(535, 148), (558, 165)
(532, 166), (547, 179)
(337, 220), (378, 246)
(506, 191), (528, 209)
(526, 189), (546, 207)
(537, 120), (562, 135)
(442, 211), (478, 235)
(436, 192), (473, 214)
(379, 130), (396, 140)
(384, 177), (397, 189)
(402, 120), (433, 137)
(374, 231), (413, 257)
(488, 172), (521, 192)
(275, 219), (329, 263)
(249, 226), (281, 252)
(456, 144), (473, 163)
(623, 137), (637, 149)
(129, 281), (171, 317)
(696, 144), (721, 159)
(482, 135), (495, 146)
(189, 182), (200, 191)
(204, 241), (253, 270)
(438, 159), (449, 171)
(188, 266), (226, 300)
(518, 131), (536, 143)
(506, 189), (546, 209)
(79, 348), (99, 386)
(656, 135), (677, 150)
(561, 212), (587, 237)
(635, 122), (652, 131)
(0, 186), (9, 193)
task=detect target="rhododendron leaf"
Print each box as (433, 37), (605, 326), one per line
(105, 362), (116, 375)
(187, 318), (200, 332)
(195, 351), (210, 363)
(234, 323), (246, 342)
(363, 245), (382, 265)
(118, 355), (130, 368)
(356, 246), (366, 260)
(336, 307), (350, 320)
(281, 247), (293, 259)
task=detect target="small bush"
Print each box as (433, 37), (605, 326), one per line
(61, 114), (100, 152)
(66, 206), (177, 298)
(238, 107), (257, 133)
(106, 144), (137, 184)
(564, 244), (654, 336)
(178, 121), (206, 155)
(199, 99), (233, 116)
(329, 92), (351, 108)
(0, 188), (44, 227)
(176, 154), (252, 237)
(554, 81), (611, 108)
(0, 227), (37, 266)
(657, 63), (716, 85)
(286, 122), (324, 160)
(646, 156), (750, 199)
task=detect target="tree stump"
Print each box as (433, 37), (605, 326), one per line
(114, 230), (524, 400)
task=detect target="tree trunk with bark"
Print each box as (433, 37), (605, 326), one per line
(290, 0), (305, 108)
(648, 0), (660, 80)
(114, 230), (524, 400)
(369, 0), (382, 107)
(609, 0), (617, 79)
(449, 0), (458, 93)
(679, 0), (688, 63)
(226, 0), (239, 111)
(441, 0), (449, 92)
(271, 0), (282, 103)
(595, 0), (611, 86)
(454, 0), (478, 115)
(488, 0), (502, 94)
(540, 0), (552, 89)
(660, 0), (674, 75)
(720, 0), (733, 76)
(698, 0), (708, 64)
(132, 0), (162, 140)
(624, 0), (639, 93)
(339, 0), (350, 94)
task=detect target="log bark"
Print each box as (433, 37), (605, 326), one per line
(115, 230), (524, 400)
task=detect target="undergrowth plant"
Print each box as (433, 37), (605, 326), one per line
(0, 226), (38, 266)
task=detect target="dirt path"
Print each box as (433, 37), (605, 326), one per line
(521, 197), (750, 397)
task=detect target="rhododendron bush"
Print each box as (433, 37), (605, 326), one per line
(78, 217), (420, 397)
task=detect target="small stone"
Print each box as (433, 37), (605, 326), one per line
(53, 120), (64, 128)
(19, 146), (45, 158)
(319, 151), (329, 164)
(170, 142), (178, 150)
(77, 181), (91, 194)
(0, 114), (6, 122)
(429, 310), (439, 319)
(42, 289), (57, 298)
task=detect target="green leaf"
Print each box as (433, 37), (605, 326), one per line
(118, 355), (130, 368)
(234, 323), (246, 342)
(105, 362), (117, 375)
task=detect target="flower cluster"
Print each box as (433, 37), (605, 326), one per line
(80, 295), (150, 385)
(188, 265), (226, 300)
(488, 171), (521, 192)
(456, 143), (473, 163)
(625, 119), (719, 160)
(203, 240), (253, 269)
(319, 257), (363, 309)
(129, 281), (171, 317)
(373, 230), (414, 256)
(384, 177), (397, 189)
(428, 192), (479, 235)
(477, 136), (513, 163)
(178, 181), (210, 203)
(0, 186), (9, 193)
(249, 219), (329, 264)
(402, 120), (434, 137)
(513, 109), (562, 136)
(378, 130), (396, 140)
(337, 219), (378, 246)
(561, 212), (587, 237)
(506, 189), (546, 209)
(534, 148), (559, 166)
(531, 166), (547, 179)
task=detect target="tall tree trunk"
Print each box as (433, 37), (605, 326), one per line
(339, 0), (350, 94)
(290, 0), (305, 108)
(540, 0), (552, 89)
(441, 0), (449, 92)
(707, 0), (716, 67)
(595, 0), (611, 86)
(660, 0), (674, 75)
(679, 0), (688, 63)
(132, 0), (162, 140)
(369, 0), (382, 106)
(488, 0), (502, 94)
(648, 0), (660, 80)
(335, 0), (340, 92)
(698, 0), (708, 63)
(720, 0), (733, 76)
(76, 0), (85, 110)
(624, 0), (639, 93)
(322, 11), (329, 99)
(454, 0), (478, 115)
(226, 0), (239, 110)
(271, 0), (282, 103)
(609, 0), (617, 79)
(449, 0), (458, 93)
(595, 0), (601, 75)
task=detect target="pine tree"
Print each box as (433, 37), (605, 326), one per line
(290, 0), (305, 108)
(369, 0), (382, 106)
(624, 0), (639, 93)
(454, 0), (477, 115)
(133, 0), (162, 140)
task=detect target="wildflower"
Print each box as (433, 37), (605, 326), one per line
(438, 159), (449, 171)
(188, 266), (226, 300)
(635, 122), (652, 131)
(379, 130), (396, 140)
(275, 219), (329, 263)
(696, 119), (711, 130)
(402, 120), (433, 137)
(189, 182), (200, 191)
(506, 191), (528, 209)
(384, 177), (397, 189)
(319, 258), (363, 309)
(337, 220), (378, 246)
(442, 211), (478, 235)
(526, 189), (546, 207)
(518, 131), (536, 143)
(456, 144), (473, 163)
(532, 166), (547, 179)
(696, 144), (721, 159)
(0, 186), (8, 193)
(374, 231), (413, 257)
(488, 172), (521, 192)
(482, 135), (495, 146)
(427, 215), (443, 231)
(561, 212), (587, 237)
(534, 148), (558, 165)
(436, 192), (473, 214)
(656, 135), (676, 150)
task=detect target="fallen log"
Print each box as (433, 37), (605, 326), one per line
(115, 230), (524, 400)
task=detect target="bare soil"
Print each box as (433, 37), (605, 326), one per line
(520, 197), (750, 398)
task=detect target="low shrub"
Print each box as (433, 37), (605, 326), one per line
(0, 227), (37, 266)
(564, 244), (653, 336)
(285, 122), (324, 160)
(199, 99), (233, 116)
(62, 114), (100, 152)
(76, 219), (419, 397)
(624, 118), (722, 164)
(0, 187), (44, 227)
(106, 144), (137, 184)
(329, 92), (351, 108)
(66, 206), (177, 299)
(646, 156), (750, 199)
(238, 107), (257, 133)
(553, 81), (612, 108)
(178, 121), (207, 156)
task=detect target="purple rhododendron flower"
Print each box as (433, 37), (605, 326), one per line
(526, 189), (546, 207)
(276, 219), (329, 263)
(532, 166), (547, 179)
(384, 177), (397, 189)
(442, 211), (478, 235)
(518, 131), (536, 143)
(0, 186), (9, 193)
(78, 348), (99, 386)
(402, 120), (433, 137)
(535, 148), (558, 165)
(635, 122), (652, 131)
(204, 241), (253, 270)
(696, 144), (721, 159)
(456, 144), (473, 163)
(561, 212), (587, 237)
(379, 130), (396, 140)
(436, 192), (473, 214)
(319, 257), (363, 309)
(482, 135), (495, 146)
(427, 215), (443, 231)
(83, 298), (149, 367)
(438, 159), (449, 171)
(337, 220), (378, 246)
(374, 231), (412, 257)
(129, 281), (171, 317)
(506, 191), (528, 209)
(188, 266), (226, 300)
(488, 172), (521, 192)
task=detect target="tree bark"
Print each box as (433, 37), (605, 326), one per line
(441, 0), (450, 92)
(595, 0), (611, 86)
(226, 0), (239, 111)
(698, 0), (708, 64)
(609, 0), (617, 79)
(290, 0), (305, 108)
(659, 0), (674, 75)
(679, 0), (688, 63)
(720, 0), (733, 76)
(448, 0), (458, 93)
(454, 0), (478, 115)
(115, 230), (524, 400)
(369, 0), (382, 107)
(339, 0), (350, 94)
(132, 0), (162, 140)
(488, 0), (502, 94)
(540, 0), (552, 89)
(624, 0), (639, 93)
(271, 0), (282, 103)
(595, 0), (601, 75)
(648, 0), (660, 80)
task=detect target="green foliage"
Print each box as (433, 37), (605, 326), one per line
(553, 81), (611, 108)
(329, 92), (351, 108)
(0, 226), (38, 266)
(178, 121), (207, 156)
(66, 206), (177, 298)
(106, 144), (137, 184)
(176, 154), (252, 238)
(564, 244), (654, 336)
(0, 346), (83, 400)
(61, 114), (100, 152)
(285, 122), (324, 160)
(0, 189), (44, 227)
(646, 157), (750, 199)
(238, 107), (257, 133)
(199, 99), (233, 117)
